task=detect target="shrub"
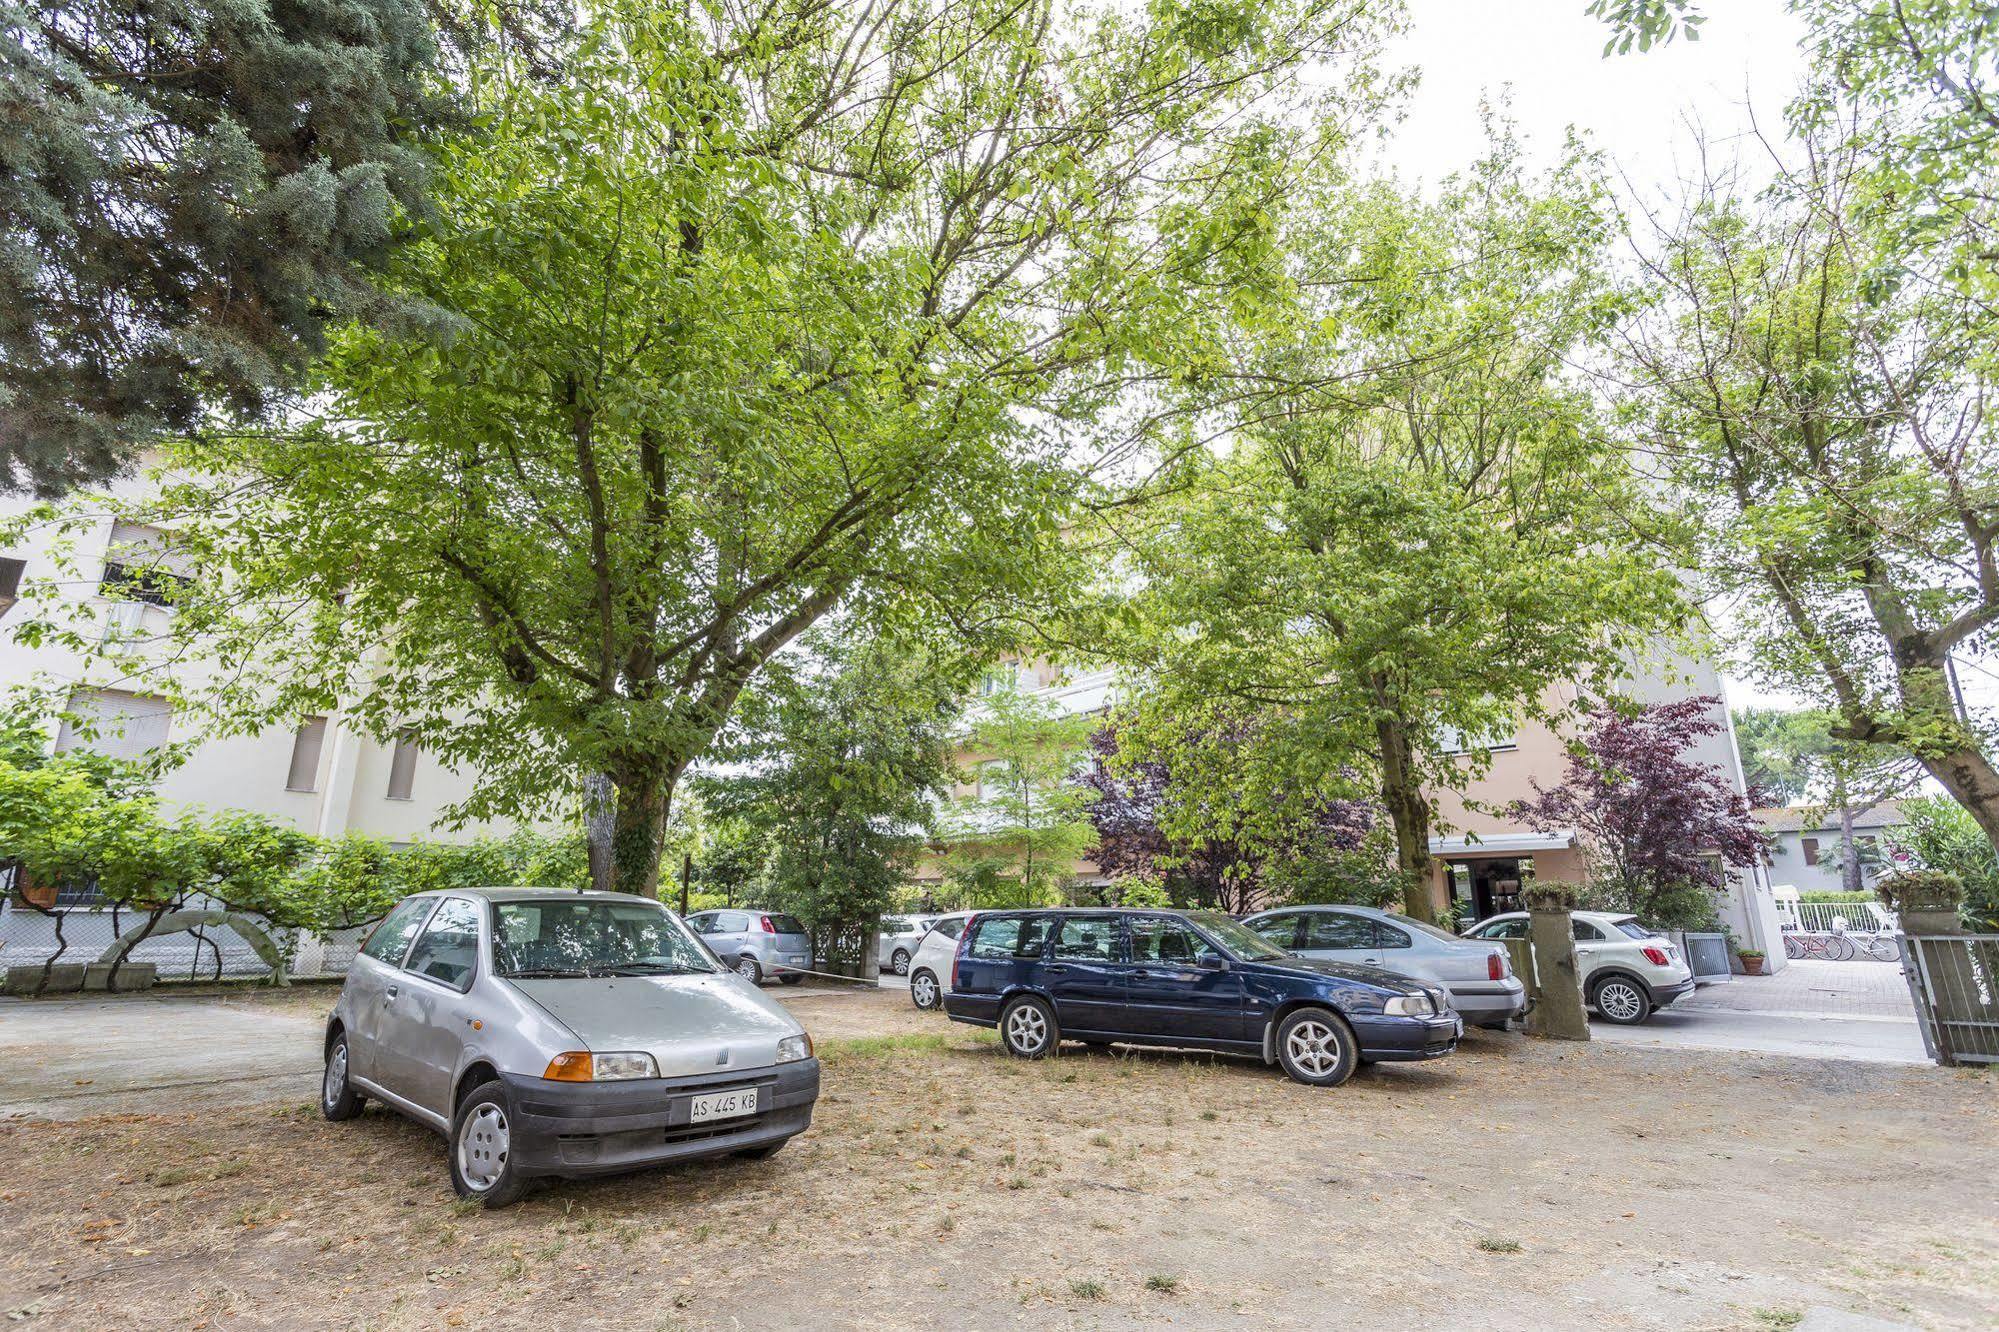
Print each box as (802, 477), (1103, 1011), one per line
(1878, 870), (1965, 915)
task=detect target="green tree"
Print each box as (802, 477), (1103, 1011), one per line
(1890, 793), (1999, 931)
(699, 630), (959, 947)
(1101, 136), (1684, 921)
(1732, 705), (1918, 892)
(1622, 130), (1999, 858)
(0, 0), (457, 493)
(939, 682), (1099, 907)
(69, 0), (1397, 899)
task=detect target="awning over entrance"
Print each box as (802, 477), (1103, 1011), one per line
(1429, 830), (1577, 857)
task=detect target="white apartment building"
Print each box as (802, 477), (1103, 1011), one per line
(0, 478), (508, 847)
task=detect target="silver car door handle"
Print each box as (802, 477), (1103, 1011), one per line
(383, 985), (398, 1003)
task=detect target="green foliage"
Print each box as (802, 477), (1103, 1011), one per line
(698, 630), (959, 933)
(39, 0), (1398, 899)
(1889, 795), (1999, 931)
(1585, 0), (1703, 55)
(1097, 129), (1684, 918)
(1797, 889), (1877, 905)
(0, 728), (585, 930)
(937, 683), (1100, 907)
(1265, 823), (1409, 911)
(1583, 875), (1719, 932)
(0, 0), (452, 492)
(1877, 869), (1966, 916)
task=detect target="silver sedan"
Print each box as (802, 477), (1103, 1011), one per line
(322, 887), (820, 1206)
(1241, 904), (1527, 1029)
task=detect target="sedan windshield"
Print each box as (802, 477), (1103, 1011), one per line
(1184, 911), (1292, 961)
(494, 899), (718, 978)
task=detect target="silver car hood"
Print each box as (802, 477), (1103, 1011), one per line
(510, 972), (806, 1078)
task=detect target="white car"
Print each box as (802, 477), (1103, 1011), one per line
(877, 914), (936, 977)
(1462, 909), (1695, 1025)
(906, 912), (975, 1011)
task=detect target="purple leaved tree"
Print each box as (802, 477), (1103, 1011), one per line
(1513, 697), (1767, 928)
(1077, 721), (1375, 915)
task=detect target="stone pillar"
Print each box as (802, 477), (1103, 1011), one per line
(1523, 884), (1590, 1042)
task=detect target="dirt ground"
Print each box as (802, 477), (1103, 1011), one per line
(0, 986), (1993, 1331)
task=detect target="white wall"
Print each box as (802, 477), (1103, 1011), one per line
(0, 476), (521, 845)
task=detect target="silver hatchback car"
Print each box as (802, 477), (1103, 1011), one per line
(321, 888), (821, 1207)
(685, 908), (813, 984)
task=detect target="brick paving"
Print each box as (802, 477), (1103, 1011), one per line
(1678, 957), (1917, 1020)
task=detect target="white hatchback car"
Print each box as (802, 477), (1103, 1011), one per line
(1462, 909), (1694, 1024)
(906, 912), (975, 1011)
(877, 914), (936, 977)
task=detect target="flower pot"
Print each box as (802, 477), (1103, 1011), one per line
(1738, 954), (1765, 976)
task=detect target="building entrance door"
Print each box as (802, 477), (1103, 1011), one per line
(1447, 857), (1533, 924)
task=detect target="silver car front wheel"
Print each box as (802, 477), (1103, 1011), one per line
(891, 948), (912, 976)
(450, 1080), (528, 1207)
(735, 956), (764, 984)
(457, 1104), (510, 1192)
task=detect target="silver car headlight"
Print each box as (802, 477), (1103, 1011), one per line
(776, 1033), (814, 1064)
(542, 1050), (659, 1081)
(1383, 993), (1435, 1017)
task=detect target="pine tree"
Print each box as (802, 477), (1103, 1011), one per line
(0, 0), (449, 492)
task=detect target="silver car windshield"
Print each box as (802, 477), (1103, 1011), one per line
(1183, 912), (1292, 961)
(493, 899), (718, 979)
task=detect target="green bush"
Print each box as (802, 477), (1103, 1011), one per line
(1796, 889), (1876, 905)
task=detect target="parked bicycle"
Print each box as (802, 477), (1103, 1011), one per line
(1780, 923), (1900, 962)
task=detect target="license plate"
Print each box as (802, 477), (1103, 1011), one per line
(688, 1088), (758, 1124)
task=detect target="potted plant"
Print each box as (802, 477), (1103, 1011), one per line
(1736, 948), (1766, 976)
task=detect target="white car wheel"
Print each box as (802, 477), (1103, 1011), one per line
(891, 948), (912, 976)
(910, 969), (941, 1010)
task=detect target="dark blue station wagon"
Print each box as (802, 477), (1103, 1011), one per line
(941, 909), (1461, 1086)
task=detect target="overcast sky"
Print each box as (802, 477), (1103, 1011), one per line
(1376, 2), (1833, 716)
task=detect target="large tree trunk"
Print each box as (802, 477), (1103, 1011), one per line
(583, 772), (617, 894)
(609, 772), (676, 899)
(1837, 800), (1863, 895)
(1375, 713), (1439, 924)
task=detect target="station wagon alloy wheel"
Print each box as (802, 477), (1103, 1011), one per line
(1274, 1007), (1357, 1087)
(1000, 996), (1057, 1058)
(1285, 1018), (1343, 1076)
(457, 1103), (510, 1192)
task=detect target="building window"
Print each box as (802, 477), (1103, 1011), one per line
(287, 716), (329, 792)
(1801, 837), (1820, 866)
(99, 522), (194, 608)
(53, 688), (173, 761)
(977, 759), (1009, 800)
(1437, 720), (1520, 756)
(386, 732), (419, 800)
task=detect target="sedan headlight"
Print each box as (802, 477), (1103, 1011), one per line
(775, 1033), (814, 1064)
(1383, 993), (1435, 1017)
(543, 1050), (659, 1081)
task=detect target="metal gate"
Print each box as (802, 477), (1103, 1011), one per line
(1903, 934), (1999, 1065)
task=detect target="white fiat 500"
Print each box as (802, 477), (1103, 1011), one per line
(1462, 909), (1696, 1024)
(322, 888), (819, 1206)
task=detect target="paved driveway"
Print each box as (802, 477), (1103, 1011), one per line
(1594, 958), (1928, 1064)
(0, 991), (326, 1120)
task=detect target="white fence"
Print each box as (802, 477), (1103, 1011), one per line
(1777, 900), (1897, 935)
